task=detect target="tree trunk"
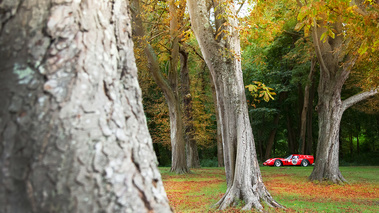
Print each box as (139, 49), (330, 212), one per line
(356, 124), (360, 155)
(310, 89), (348, 183)
(264, 92), (286, 159)
(350, 131), (354, 157)
(0, 1), (171, 212)
(131, 0), (189, 174)
(264, 114), (280, 160)
(257, 128), (264, 162)
(188, 0), (281, 210)
(180, 49), (201, 168)
(167, 0), (189, 174)
(309, 19), (378, 183)
(211, 75), (224, 167)
(300, 59), (316, 154)
(286, 114), (297, 154)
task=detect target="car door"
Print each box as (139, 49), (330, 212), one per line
(291, 155), (300, 165)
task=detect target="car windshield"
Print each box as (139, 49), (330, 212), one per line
(285, 155), (292, 160)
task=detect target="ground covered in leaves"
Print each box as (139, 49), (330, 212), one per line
(160, 166), (379, 212)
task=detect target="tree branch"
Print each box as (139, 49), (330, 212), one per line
(342, 88), (379, 111)
(236, 0), (246, 15)
(183, 43), (204, 61)
(131, 0), (175, 102)
(296, 0), (303, 7)
(312, 20), (330, 80)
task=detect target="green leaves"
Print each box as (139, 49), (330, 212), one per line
(245, 81), (276, 107)
(320, 29), (335, 43)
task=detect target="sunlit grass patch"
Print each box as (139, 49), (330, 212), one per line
(274, 194), (379, 213)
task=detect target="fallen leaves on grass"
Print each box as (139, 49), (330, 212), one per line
(265, 175), (378, 202)
(161, 167), (379, 212)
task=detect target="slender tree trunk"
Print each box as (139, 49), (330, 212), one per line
(264, 92), (286, 159)
(131, 0), (189, 174)
(211, 77), (224, 167)
(286, 114), (297, 154)
(339, 130), (343, 159)
(264, 114), (280, 159)
(180, 49), (201, 168)
(257, 128), (264, 162)
(300, 59), (316, 154)
(350, 132), (354, 157)
(188, 0), (281, 210)
(0, 0), (171, 212)
(306, 76), (316, 155)
(356, 133), (360, 155)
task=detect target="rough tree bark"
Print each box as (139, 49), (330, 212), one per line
(131, 0), (189, 174)
(187, 0), (282, 210)
(180, 49), (201, 168)
(300, 59), (316, 154)
(0, 0), (171, 212)
(309, 19), (378, 183)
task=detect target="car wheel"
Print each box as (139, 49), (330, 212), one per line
(274, 160), (282, 167)
(301, 160), (309, 167)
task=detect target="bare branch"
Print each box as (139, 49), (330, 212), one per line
(342, 88), (379, 111)
(236, 0), (246, 15)
(183, 43), (204, 61)
(283, 30), (301, 37)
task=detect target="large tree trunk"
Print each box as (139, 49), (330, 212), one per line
(188, 0), (281, 210)
(131, 0), (189, 174)
(0, 0), (171, 212)
(309, 19), (378, 183)
(310, 87), (347, 183)
(167, 0), (189, 174)
(180, 49), (201, 168)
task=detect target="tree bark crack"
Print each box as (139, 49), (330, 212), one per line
(132, 179), (153, 212)
(0, 0), (24, 36)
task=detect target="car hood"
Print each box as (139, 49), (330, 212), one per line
(264, 158), (285, 162)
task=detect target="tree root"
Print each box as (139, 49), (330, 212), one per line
(170, 167), (190, 174)
(214, 185), (284, 211)
(309, 170), (348, 184)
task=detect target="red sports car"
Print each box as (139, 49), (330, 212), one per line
(263, 154), (314, 167)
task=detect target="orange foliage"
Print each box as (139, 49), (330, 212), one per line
(241, 0), (299, 46)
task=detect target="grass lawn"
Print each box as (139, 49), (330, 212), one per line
(160, 166), (379, 212)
